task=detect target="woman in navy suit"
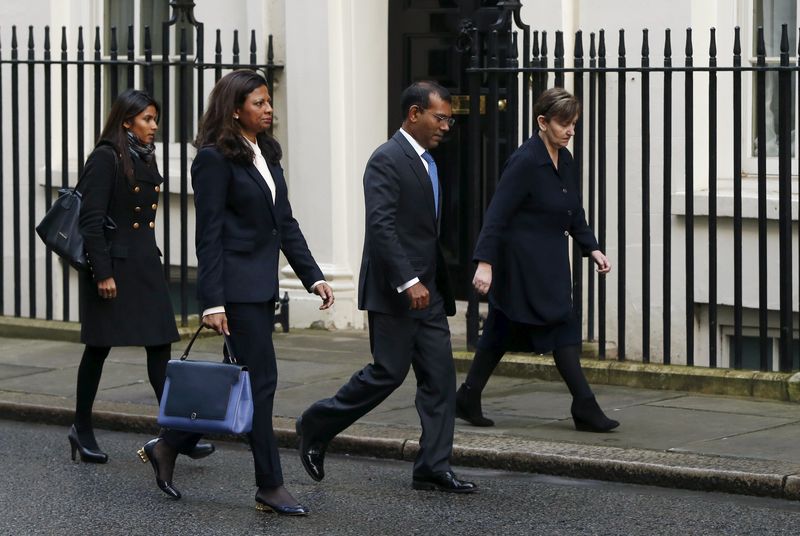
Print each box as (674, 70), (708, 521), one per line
(456, 87), (618, 433)
(138, 70), (333, 515)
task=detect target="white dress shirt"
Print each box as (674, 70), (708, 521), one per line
(393, 128), (431, 293)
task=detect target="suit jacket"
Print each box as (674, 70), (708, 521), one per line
(358, 130), (455, 317)
(473, 132), (599, 325)
(192, 145), (324, 312)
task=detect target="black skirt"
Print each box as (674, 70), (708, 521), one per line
(79, 253), (179, 347)
(477, 303), (580, 355)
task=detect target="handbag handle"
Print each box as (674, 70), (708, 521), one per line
(180, 325), (239, 365)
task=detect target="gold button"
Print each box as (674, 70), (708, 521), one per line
(134, 206), (141, 212)
(133, 222), (140, 229)
(154, 185), (160, 192)
(133, 185), (140, 193)
(151, 203), (158, 210)
(149, 221), (155, 229)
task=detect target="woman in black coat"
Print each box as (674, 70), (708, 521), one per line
(137, 70), (334, 515)
(70, 89), (213, 463)
(456, 87), (618, 433)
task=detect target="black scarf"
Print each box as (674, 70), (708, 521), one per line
(126, 130), (156, 163)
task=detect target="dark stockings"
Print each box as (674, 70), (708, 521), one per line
(145, 344), (171, 402)
(463, 347), (505, 392)
(465, 344), (592, 400)
(73, 344), (172, 447)
(552, 344), (593, 400)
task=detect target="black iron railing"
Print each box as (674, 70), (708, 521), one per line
(0, 1), (281, 327)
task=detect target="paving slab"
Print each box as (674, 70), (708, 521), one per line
(674, 422), (800, 463)
(648, 394), (800, 420)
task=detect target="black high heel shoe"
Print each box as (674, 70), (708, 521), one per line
(571, 396), (620, 433)
(137, 438), (181, 499)
(68, 425), (108, 463)
(255, 488), (309, 516)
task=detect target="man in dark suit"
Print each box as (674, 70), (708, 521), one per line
(296, 81), (476, 493)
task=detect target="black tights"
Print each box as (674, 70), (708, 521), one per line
(73, 344), (171, 446)
(465, 344), (593, 400)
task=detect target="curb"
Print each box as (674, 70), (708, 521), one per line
(2, 400), (798, 501)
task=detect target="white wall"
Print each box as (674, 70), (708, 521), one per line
(282, 0), (387, 329)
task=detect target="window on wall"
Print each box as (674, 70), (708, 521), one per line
(750, 0), (796, 159)
(103, 0), (195, 142)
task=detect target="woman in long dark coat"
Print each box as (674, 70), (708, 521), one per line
(70, 89), (212, 463)
(456, 87), (619, 433)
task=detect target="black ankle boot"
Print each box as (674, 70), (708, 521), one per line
(571, 396), (619, 433)
(455, 384), (494, 427)
(68, 425), (108, 463)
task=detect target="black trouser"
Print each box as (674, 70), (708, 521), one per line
(162, 301), (282, 487)
(302, 299), (456, 477)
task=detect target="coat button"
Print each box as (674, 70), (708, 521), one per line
(133, 185), (141, 193)
(151, 203), (158, 210)
(271, 229), (278, 236)
(562, 188), (568, 194)
(134, 206), (141, 212)
(155, 185), (160, 192)
(149, 221), (155, 229)
(563, 230), (569, 237)
(567, 209), (573, 216)
(133, 222), (140, 229)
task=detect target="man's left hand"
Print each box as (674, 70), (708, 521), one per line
(314, 282), (335, 310)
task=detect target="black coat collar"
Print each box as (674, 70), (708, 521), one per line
(529, 131), (571, 170)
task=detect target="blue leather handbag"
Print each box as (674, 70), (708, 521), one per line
(157, 326), (253, 434)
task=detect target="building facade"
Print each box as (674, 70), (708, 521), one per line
(1, 0), (797, 370)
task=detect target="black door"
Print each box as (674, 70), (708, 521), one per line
(388, 0), (501, 301)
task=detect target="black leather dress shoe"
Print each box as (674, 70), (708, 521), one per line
(412, 471), (478, 494)
(296, 416), (326, 482)
(255, 496), (309, 516)
(137, 438), (181, 500)
(185, 442), (215, 460)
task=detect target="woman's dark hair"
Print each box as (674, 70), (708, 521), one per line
(400, 80), (451, 120)
(97, 88), (160, 182)
(533, 87), (581, 126)
(194, 69), (281, 165)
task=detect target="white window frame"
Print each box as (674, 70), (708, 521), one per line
(741, 0), (799, 177)
(97, 0), (196, 147)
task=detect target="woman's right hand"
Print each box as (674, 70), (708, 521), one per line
(96, 277), (117, 299)
(472, 262), (493, 295)
(203, 312), (230, 336)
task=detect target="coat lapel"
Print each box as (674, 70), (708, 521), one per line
(392, 131), (437, 222)
(242, 164), (278, 227)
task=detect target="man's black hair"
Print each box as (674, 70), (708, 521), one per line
(400, 80), (451, 120)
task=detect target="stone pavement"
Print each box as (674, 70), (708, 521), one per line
(1, 324), (800, 501)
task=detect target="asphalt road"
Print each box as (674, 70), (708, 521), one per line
(2, 420), (800, 536)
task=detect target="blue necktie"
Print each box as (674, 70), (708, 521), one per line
(421, 151), (439, 217)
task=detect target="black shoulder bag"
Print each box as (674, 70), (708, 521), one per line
(35, 150), (118, 271)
